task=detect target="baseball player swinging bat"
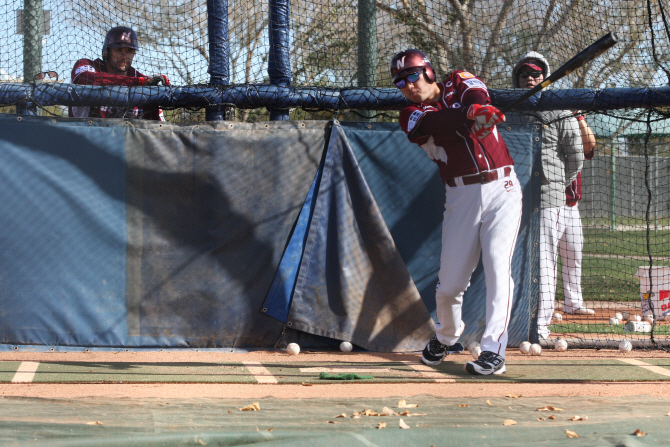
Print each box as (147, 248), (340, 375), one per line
(501, 31), (618, 113)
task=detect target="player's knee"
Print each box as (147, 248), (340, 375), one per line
(435, 282), (468, 303)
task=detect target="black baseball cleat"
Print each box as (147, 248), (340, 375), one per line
(465, 350), (506, 375)
(421, 335), (464, 366)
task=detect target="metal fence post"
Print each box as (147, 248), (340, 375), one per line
(268, 0), (291, 121)
(357, 0), (377, 120)
(206, 0), (233, 121)
(19, 0), (43, 115)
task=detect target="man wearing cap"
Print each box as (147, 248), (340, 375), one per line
(69, 26), (169, 120)
(511, 52), (587, 340)
(391, 49), (523, 375)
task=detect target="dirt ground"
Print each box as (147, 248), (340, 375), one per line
(2, 349), (670, 400)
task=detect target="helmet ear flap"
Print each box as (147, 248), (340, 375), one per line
(424, 66), (436, 83)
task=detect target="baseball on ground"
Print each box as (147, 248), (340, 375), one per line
(609, 317), (619, 325)
(621, 311), (630, 320)
(554, 339), (568, 352)
(619, 340), (632, 352)
(552, 312), (562, 322)
(614, 312), (623, 320)
(339, 341), (353, 352)
(286, 342), (300, 355)
(529, 343), (542, 356)
(519, 341), (531, 355)
(633, 314), (642, 322)
(468, 341), (482, 360)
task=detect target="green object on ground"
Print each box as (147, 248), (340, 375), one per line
(319, 372), (373, 380)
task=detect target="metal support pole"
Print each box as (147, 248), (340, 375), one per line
(206, 0), (234, 121)
(20, 0), (43, 115)
(612, 149), (616, 231)
(357, 0), (377, 120)
(268, 0), (291, 121)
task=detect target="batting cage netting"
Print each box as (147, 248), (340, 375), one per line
(0, 0), (669, 350)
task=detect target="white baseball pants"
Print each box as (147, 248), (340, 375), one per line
(538, 206), (564, 338)
(434, 169), (523, 358)
(538, 204), (586, 338)
(559, 203), (585, 313)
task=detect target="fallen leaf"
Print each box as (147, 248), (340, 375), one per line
(382, 407), (396, 416)
(196, 438), (206, 446)
(503, 419), (517, 426)
(458, 404), (468, 407)
(536, 406), (563, 412)
(227, 409), (232, 414)
(301, 382), (313, 386)
(398, 409), (409, 416)
(327, 421), (338, 424)
(266, 428), (274, 432)
(363, 409), (378, 416)
(537, 417), (545, 421)
(548, 415), (556, 420)
(376, 421), (387, 429)
(334, 413), (346, 418)
(568, 416), (584, 421)
(565, 429), (579, 438)
(486, 400), (492, 406)
(505, 393), (520, 399)
(399, 418), (410, 429)
(398, 399), (419, 408)
(86, 421), (103, 425)
(240, 402), (261, 411)
(633, 429), (646, 437)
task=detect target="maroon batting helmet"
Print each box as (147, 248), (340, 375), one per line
(102, 26), (139, 60)
(390, 49), (436, 84)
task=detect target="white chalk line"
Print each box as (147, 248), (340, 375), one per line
(11, 361), (40, 383)
(618, 358), (670, 377)
(400, 360), (456, 383)
(242, 361), (279, 384)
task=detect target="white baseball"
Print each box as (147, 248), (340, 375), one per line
(553, 312), (562, 322)
(633, 314), (642, 322)
(339, 341), (353, 352)
(645, 315), (654, 324)
(614, 312), (623, 320)
(468, 341), (482, 360)
(529, 343), (542, 356)
(519, 341), (531, 355)
(609, 317), (619, 325)
(554, 339), (568, 352)
(619, 340), (632, 353)
(286, 342), (300, 355)
(621, 311), (630, 320)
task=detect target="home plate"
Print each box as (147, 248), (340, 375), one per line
(300, 367), (390, 373)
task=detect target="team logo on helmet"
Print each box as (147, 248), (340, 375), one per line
(396, 56), (406, 71)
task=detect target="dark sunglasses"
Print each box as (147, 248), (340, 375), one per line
(395, 71), (423, 89)
(518, 71), (543, 79)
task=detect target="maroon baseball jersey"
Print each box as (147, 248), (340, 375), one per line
(69, 58), (165, 121)
(399, 70), (514, 184)
(566, 147), (595, 206)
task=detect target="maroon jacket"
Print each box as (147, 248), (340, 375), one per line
(69, 58), (164, 121)
(399, 70), (514, 184)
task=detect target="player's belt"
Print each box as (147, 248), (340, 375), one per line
(447, 166), (512, 187)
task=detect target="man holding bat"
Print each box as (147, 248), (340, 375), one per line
(511, 52), (586, 340)
(392, 49), (522, 375)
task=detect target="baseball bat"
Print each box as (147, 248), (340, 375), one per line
(500, 31), (618, 114)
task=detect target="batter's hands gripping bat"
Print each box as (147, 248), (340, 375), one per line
(500, 31), (618, 114)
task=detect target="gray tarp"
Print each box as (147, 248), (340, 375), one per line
(0, 115), (539, 350)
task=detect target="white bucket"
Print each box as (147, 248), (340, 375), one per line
(624, 321), (652, 333)
(635, 266), (670, 320)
